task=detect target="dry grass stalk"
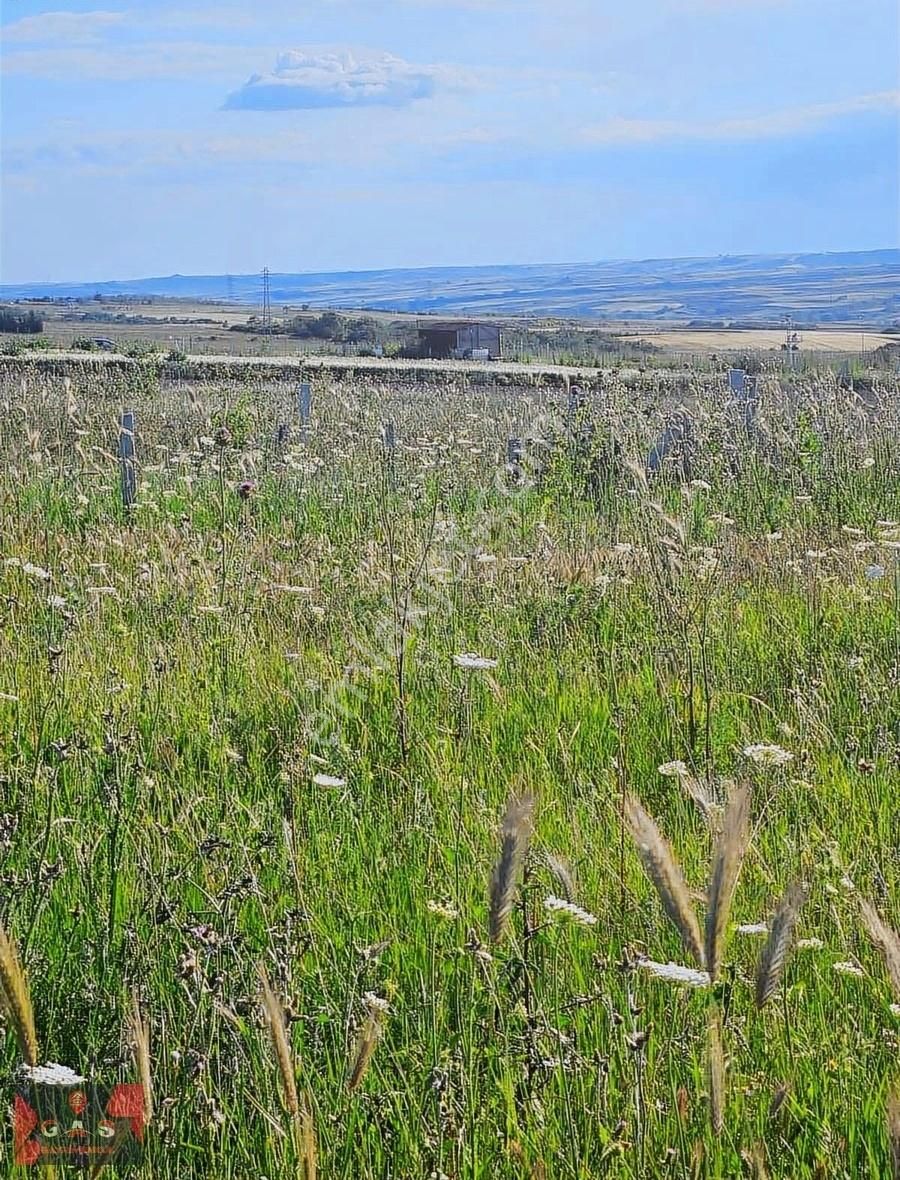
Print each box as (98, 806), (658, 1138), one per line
(489, 794), (535, 943)
(888, 1086), (900, 1180)
(744, 1144), (771, 1180)
(679, 775), (721, 831)
(128, 993), (153, 1125)
(859, 898), (900, 1000)
(768, 1081), (790, 1121)
(347, 1003), (388, 1093)
(298, 1099), (317, 1180)
(259, 965), (300, 1119)
(755, 882), (806, 1008)
(259, 964), (316, 1178)
(706, 1006), (725, 1135)
(0, 921), (38, 1066)
(624, 795), (705, 967)
(544, 852), (576, 903)
(705, 784), (750, 981)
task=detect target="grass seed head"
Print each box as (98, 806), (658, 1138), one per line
(0, 922), (38, 1067)
(488, 793), (535, 943)
(755, 882), (806, 1008)
(859, 898), (900, 1001)
(624, 795), (705, 967)
(705, 784), (751, 982)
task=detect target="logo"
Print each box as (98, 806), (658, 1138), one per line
(14, 1074), (145, 1168)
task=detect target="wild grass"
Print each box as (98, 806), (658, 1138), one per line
(0, 361), (896, 1176)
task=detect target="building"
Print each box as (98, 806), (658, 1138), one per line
(416, 321), (502, 360)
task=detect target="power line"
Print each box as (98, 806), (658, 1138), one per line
(261, 266), (272, 342)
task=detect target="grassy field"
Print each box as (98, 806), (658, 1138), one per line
(3, 296), (897, 362)
(0, 362), (898, 1177)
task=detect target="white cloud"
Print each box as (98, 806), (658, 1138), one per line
(224, 50), (441, 110)
(580, 91), (900, 144)
(1, 10), (127, 43)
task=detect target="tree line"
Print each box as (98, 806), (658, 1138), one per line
(0, 308), (44, 334)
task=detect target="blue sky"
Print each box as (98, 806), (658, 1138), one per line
(2, 0), (898, 282)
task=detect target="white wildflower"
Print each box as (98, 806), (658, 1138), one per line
(22, 562), (50, 581)
(689, 479), (712, 491)
(796, 938), (824, 950)
(832, 961), (864, 977)
(312, 773), (346, 788)
(735, 923), (769, 936)
(47, 595), (67, 610)
(636, 958), (711, 988)
(658, 760), (690, 778)
(453, 653), (498, 671)
(765, 531), (783, 543)
(743, 742), (794, 767)
(890, 1003), (900, 1017)
(362, 992), (391, 1015)
(18, 1062), (86, 1086)
(543, 895), (597, 926)
(268, 584), (313, 595)
(426, 899), (459, 920)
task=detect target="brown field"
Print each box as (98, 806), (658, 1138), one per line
(4, 297), (897, 361)
(622, 328), (896, 353)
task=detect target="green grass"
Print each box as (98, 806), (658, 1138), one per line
(0, 364), (897, 1177)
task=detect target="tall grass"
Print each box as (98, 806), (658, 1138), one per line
(0, 360), (896, 1175)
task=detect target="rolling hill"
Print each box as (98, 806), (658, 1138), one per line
(3, 249), (898, 325)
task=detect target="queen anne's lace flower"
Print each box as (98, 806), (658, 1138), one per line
(832, 961), (864, 977)
(543, 895), (597, 926)
(453, 653), (498, 670)
(18, 1063), (85, 1086)
(635, 958), (711, 987)
(312, 773), (346, 788)
(658, 760), (690, 778)
(743, 742), (794, 766)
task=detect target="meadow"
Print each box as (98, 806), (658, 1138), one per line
(0, 359), (897, 1178)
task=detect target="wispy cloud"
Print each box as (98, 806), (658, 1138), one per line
(2, 41), (261, 81)
(4, 128), (318, 176)
(580, 91), (900, 144)
(1, 9), (127, 44)
(224, 50), (445, 111)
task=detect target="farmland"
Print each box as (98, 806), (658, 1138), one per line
(0, 357), (898, 1178)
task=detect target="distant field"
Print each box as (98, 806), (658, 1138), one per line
(4, 247), (899, 322)
(5, 297), (898, 363)
(623, 329), (896, 354)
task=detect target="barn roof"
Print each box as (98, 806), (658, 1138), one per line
(416, 319), (502, 332)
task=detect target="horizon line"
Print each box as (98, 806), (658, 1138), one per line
(3, 245), (898, 292)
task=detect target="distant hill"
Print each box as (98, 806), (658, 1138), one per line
(3, 249), (898, 325)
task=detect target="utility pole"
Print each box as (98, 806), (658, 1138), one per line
(261, 266), (272, 349)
